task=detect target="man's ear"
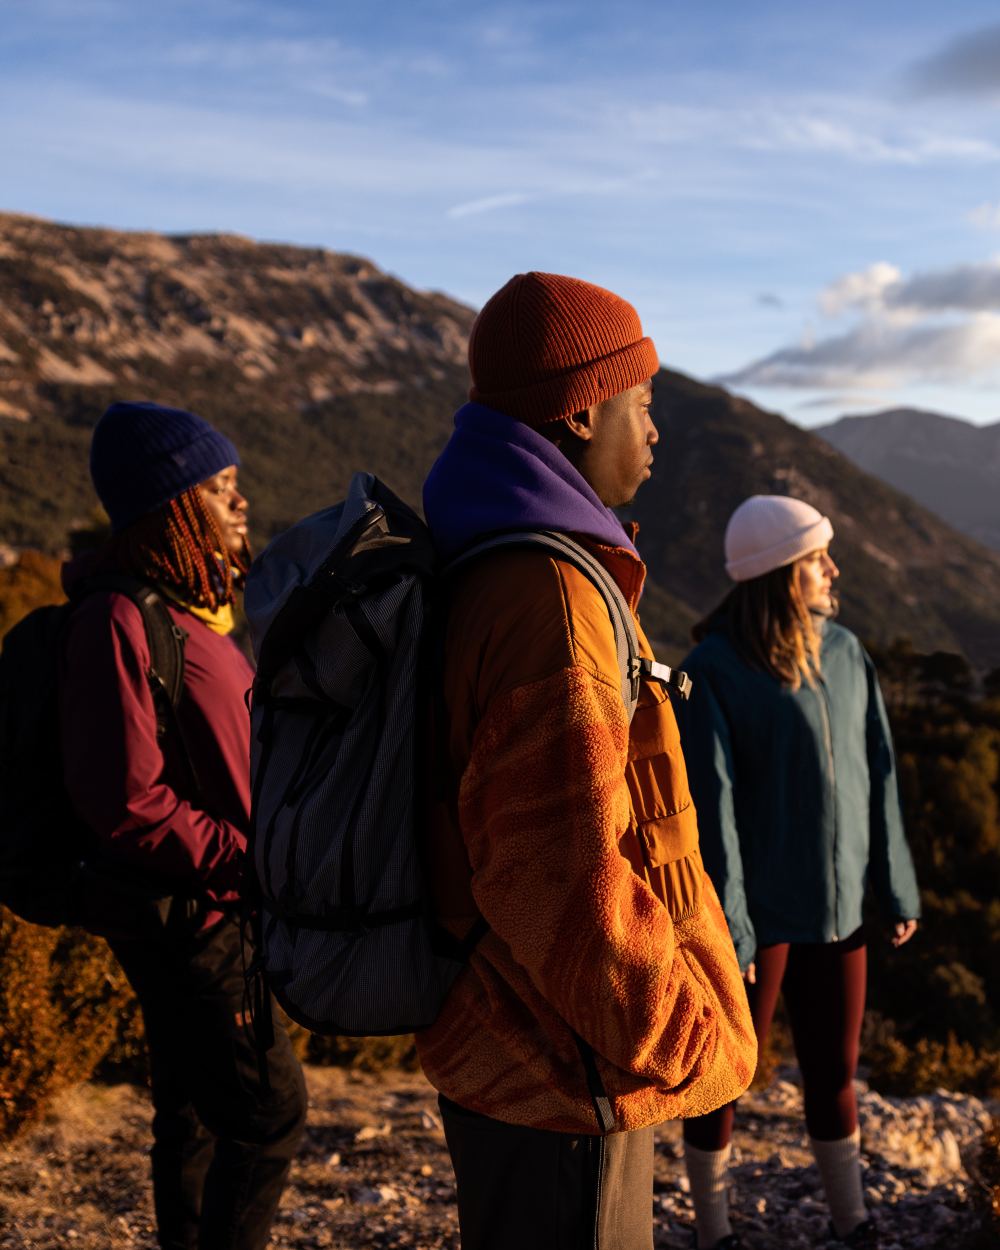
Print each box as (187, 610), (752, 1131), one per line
(562, 405), (598, 442)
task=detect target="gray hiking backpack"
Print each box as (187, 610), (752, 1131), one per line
(243, 472), (690, 1038)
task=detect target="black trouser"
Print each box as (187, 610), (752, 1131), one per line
(439, 1094), (654, 1250)
(111, 917), (307, 1250)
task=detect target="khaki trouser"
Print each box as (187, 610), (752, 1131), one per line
(439, 1095), (655, 1250)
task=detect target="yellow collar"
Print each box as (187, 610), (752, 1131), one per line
(158, 586), (235, 636)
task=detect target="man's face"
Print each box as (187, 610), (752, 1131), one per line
(198, 464), (248, 557)
(795, 546), (839, 616)
(576, 379), (658, 508)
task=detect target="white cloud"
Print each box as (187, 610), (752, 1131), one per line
(0, 84), (636, 219)
(747, 115), (1000, 165)
(165, 36), (347, 70)
(622, 99), (1000, 167)
(446, 192), (534, 219)
(969, 202), (1000, 230)
(722, 257), (1000, 391)
(820, 262), (901, 316)
(795, 394), (872, 411)
(163, 36), (370, 107)
(817, 256), (1000, 317)
(720, 314), (1000, 391)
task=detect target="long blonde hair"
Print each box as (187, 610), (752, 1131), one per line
(694, 562), (821, 690)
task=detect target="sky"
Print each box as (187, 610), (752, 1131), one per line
(4, 0), (1000, 426)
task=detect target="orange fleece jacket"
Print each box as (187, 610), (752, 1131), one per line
(416, 539), (756, 1133)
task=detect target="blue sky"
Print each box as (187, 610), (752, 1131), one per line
(4, 0), (1000, 425)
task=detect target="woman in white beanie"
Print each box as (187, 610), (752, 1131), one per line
(676, 495), (920, 1250)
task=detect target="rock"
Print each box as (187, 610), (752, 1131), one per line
(936, 1129), (962, 1173)
(354, 1122), (392, 1143)
(353, 1184), (398, 1205)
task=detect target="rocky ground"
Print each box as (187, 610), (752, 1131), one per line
(0, 1064), (994, 1249)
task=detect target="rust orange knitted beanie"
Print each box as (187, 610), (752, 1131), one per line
(468, 271), (659, 426)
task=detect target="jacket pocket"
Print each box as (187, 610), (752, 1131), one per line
(636, 818), (704, 920)
(624, 750), (694, 824)
(638, 808), (699, 866)
(623, 679), (703, 919)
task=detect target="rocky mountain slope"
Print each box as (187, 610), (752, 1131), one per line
(0, 211), (473, 549)
(0, 1065), (993, 1249)
(4, 212), (1000, 665)
(816, 408), (1000, 552)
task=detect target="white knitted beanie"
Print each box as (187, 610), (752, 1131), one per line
(724, 495), (834, 582)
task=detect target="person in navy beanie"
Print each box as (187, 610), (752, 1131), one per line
(90, 400), (242, 531)
(59, 401), (306, 1250)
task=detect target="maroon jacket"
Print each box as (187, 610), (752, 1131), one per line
(58, 561), (253, 921)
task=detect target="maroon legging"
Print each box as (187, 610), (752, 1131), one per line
(684, 928), (867, 1150)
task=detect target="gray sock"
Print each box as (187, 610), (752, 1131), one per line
(810, 1128), (867, 1238)
(683, 1141), (733, 1249)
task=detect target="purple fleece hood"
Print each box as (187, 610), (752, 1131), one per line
(423, 403), (639, 562)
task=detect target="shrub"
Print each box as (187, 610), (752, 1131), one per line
(967, 1117), (1000, 1247)
(306, 1033), (419, 1072)
(0, 549), (64, 634)
(0, 908), (141, 1140)
(867, 1031), (1000, 1100)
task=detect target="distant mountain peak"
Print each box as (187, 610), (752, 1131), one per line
(816, 407), (1000, 552)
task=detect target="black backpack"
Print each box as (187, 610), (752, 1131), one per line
(0, 576), (189, 934)
(242, 473), (692, 1039)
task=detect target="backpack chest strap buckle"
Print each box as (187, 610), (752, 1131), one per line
(636, 656), (693, 701)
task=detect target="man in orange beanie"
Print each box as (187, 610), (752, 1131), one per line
(418, 273), (756, 1249)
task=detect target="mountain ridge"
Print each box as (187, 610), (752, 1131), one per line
(816, 407), (1000, 552)
(3, 212), (1000, 666)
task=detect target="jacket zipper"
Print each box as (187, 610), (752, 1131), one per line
(815, 676), (839, 942)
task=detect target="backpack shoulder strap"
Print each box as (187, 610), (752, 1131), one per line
(71, 575), (205, 800)
(447, 531), (693, 715)
(447, 530), (644, 719)
(73, 575), (186, 708)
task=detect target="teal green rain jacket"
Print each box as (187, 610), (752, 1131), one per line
(676, 620), (920, 971)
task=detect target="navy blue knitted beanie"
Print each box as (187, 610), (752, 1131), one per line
(90, 401), (240, 532)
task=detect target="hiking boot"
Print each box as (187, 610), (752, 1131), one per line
(827, 1217), (879, 1248)
(689, 1233), (745, 1250)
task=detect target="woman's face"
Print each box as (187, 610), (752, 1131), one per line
(795, 545), (839, 616)
(198, 464), (248, 557)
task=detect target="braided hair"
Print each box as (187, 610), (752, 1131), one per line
(110, 485), (250, 611)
